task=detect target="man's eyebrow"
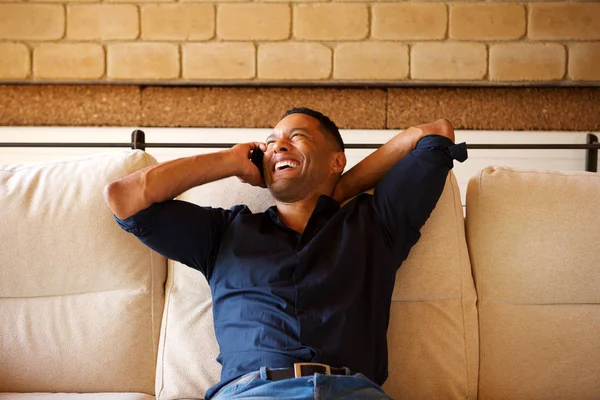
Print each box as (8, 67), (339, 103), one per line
(265, 127), (310, 142)
(291, 127), (310, 134)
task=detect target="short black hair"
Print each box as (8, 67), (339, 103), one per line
(281, 107), (344, 152)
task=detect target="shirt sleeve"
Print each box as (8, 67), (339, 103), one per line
(114, 199), (244, 279)
(371, 134), (468, 261)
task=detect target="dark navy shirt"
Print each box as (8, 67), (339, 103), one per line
(115, 135), (467, 398)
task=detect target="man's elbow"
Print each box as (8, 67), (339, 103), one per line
(435, 118), (455, 143)
(104, 180), (129, 220)
(413, 119), (455, 144)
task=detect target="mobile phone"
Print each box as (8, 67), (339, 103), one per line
(250, 148), (265, 179)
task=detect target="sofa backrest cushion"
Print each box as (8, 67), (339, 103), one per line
(466, 167), (600, 400)
(156, 172), (479, 400)
(0, 150), (166, 394)
(384, 172), (478, 400)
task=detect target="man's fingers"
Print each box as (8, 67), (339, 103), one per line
(250, 141), (266, 152)
(242, 142), (264, 154)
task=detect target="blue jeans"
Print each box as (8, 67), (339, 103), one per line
(211, 367), (394, 400)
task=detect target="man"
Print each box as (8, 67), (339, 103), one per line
(104, 108), (467, 399)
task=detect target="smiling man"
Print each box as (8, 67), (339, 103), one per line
(104, 107), (467, 399)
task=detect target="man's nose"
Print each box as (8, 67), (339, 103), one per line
(273, 139), (290, 153)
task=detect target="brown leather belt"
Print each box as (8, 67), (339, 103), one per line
(267, 362), (350, 381)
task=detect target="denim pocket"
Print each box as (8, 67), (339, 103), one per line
(212, 372), (263, 399)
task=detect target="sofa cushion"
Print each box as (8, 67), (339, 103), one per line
(156, 172), (478, 400)
(384, 172), (478, 400)
(466, 167), (600, 400)
(0, 151), (166, 394)
(155, 178), (269, 400)
(0, 394), (154, 400)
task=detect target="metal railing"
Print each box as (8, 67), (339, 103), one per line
(1, 129), (598, 173)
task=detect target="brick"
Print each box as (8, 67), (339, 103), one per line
(217, 4), (290, 41)
(450, 4), (525, 40)
(183, 43), (255, 80)
(294, 4), (368, 41)
(334, 43), (408, 80)
(0, 4), (64, 40)
(33, 43), (104, 80)
(40, 0), (95, 2)
(372, 4), (446, 40)
(181, 0), (247, 3)
(108, 0), (174, 3)
(262, 0), (318, 2)
(0, 43), (30, 79)
(258, 43), (331, 80)
(141, 4), (214, 41)
(569, 44), (600, 81)
(529, 4), (600, 40)
(330, 0), (393, 2)
(411, 43), (486, 81)
(490, 43), (565, 82)
(108, 43), (179, 80)
(67, 5), (138, 40)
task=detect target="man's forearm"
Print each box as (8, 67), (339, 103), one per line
(104, 150), (239, 220)
(333, 119), (454, 204)
(333, 127), (422, 204)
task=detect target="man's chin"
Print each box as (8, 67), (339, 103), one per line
(267, 183), (306, 203)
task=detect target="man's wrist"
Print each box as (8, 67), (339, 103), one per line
(219, 149), (245, 178)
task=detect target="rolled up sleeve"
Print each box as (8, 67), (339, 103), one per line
(372, 134), (468, 263)
(115, 200), (244, 279)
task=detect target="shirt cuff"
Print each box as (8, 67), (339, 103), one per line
(113, 202), (161, 236)
(415, 134), (468, 167)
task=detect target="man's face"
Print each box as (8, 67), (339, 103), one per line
(263, 113), (344, 203)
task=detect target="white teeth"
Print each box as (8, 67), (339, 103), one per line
(275, 160), (299, 171)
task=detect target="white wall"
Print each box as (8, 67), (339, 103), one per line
(1, 127), (596, 208)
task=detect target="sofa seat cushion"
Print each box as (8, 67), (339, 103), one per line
(156, 172), (479, 400)
(0, 394), (154, 400)
(0, 151), (167, 394)
(466, 167), (600, 400)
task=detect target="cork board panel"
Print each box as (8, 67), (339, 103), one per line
(141, 87), (388, 129)
(1, 85), (599, 131)
(0, 85), (141, 126)
(388, 88), (600, 131)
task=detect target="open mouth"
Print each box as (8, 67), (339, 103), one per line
(273, 160), (301, 172)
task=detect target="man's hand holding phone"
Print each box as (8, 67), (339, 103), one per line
(231, 142), (267, 188)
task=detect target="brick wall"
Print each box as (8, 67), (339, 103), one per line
(0, 1), (599, 84)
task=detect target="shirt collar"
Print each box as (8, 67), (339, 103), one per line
(265, 194), (340, 225)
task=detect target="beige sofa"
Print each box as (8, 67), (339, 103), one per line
(1, 150), (598, 400)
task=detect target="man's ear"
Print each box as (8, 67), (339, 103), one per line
(331, 151), (346, 174)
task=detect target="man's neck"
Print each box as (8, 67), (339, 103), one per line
(275, 194), (324, 235)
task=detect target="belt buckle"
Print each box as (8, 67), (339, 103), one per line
(293, 362), (331, 378)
